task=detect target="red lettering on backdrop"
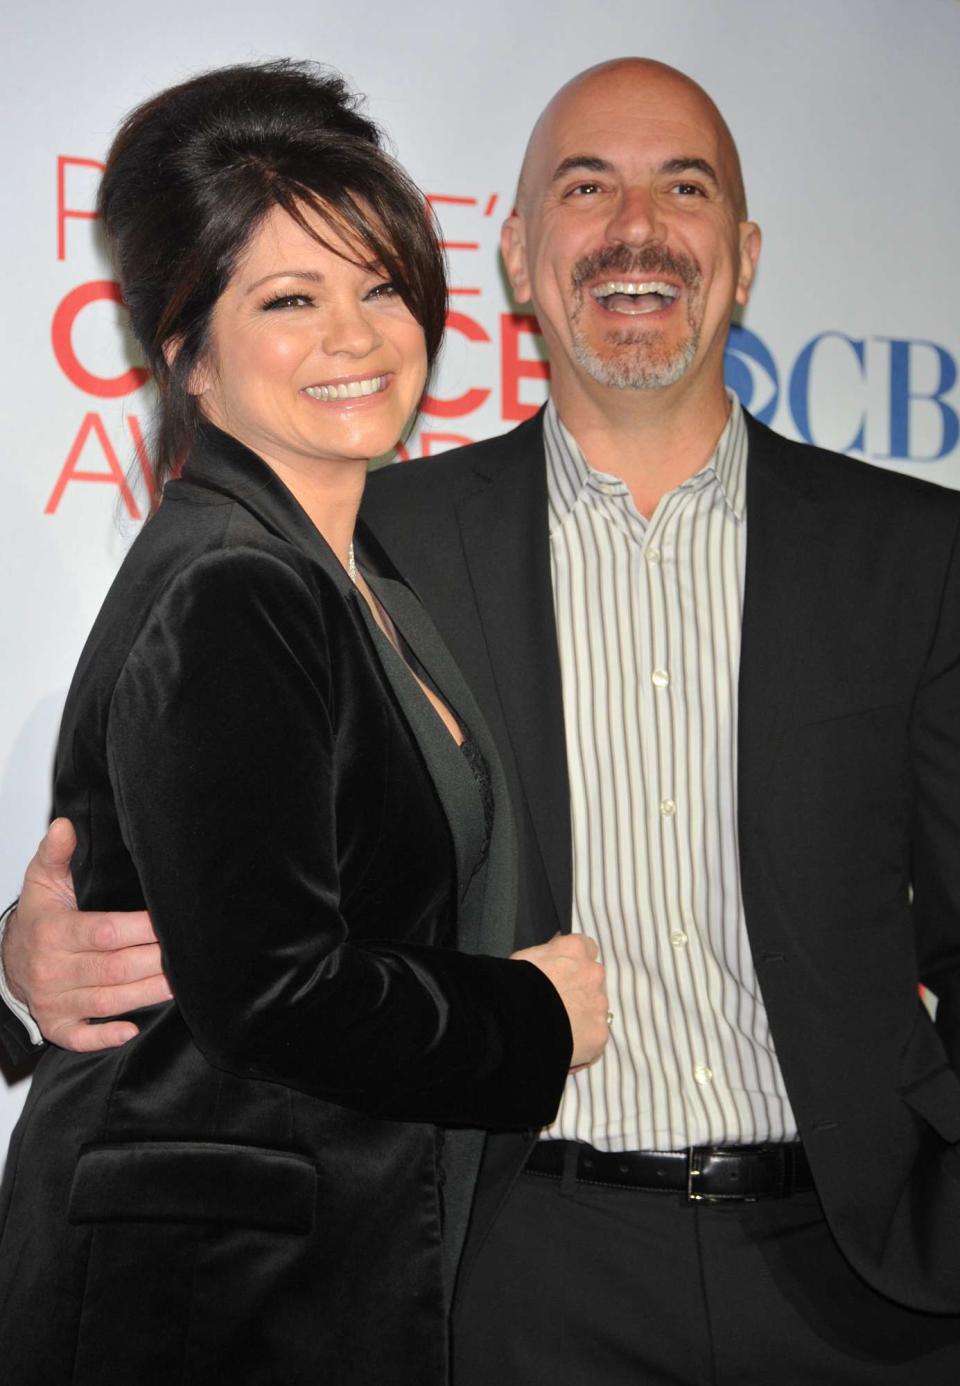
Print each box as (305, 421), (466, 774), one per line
(422, 311), (491, 418)
(45, 413), (153, 519)
(501, 312), (550, 421)
(426, 194), (485, 296)
(57, 156), (104, 261)
(52, 281), (149, 398)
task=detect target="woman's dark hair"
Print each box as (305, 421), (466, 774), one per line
(99, 60), (448, 495)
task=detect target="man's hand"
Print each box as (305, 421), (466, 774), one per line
(512, 933), (610, 1069)
(2, 817), (171, 1051)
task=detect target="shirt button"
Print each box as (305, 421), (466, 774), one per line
(596, 480), (619, 495)
(646, 547), (661, 564)
(693, 1065), (714, 1085)
(659, 798), (677, 818)
(651, 668), (670, 688)
(671, 931), (689, 949)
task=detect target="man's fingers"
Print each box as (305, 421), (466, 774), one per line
(20, 817), (80, 911)
(65, 909), (159, 954)
(47, 1018), (141, 1053)
(32, 817), (78, 880)
(35, 972), (173, 1049)
(73, 973), (175, 1020)
(30, 908), (159, 957)
(74, 942), (167, 990)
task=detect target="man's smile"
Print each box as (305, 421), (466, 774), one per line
(590, 280), (681, 315)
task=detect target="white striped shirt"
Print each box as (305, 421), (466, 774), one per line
(543, 395), (797, 1151)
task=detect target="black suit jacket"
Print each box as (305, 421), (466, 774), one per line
(0, 426), (571, 1385)
(361, 406), (960, 1314)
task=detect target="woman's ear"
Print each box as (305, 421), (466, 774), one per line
(163, 338), (209, 397)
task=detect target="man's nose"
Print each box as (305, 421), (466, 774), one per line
(604, 186), (666, 247)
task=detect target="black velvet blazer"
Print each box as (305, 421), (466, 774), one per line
(0, 426), (571, 1386)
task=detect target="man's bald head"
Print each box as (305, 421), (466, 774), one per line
(516, 58), (748, 221)
(500, 55), (761, 420)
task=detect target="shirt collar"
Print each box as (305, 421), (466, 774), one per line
(544, 388), (748, 533)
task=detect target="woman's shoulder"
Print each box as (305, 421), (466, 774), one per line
(73, 490), (353, 723)
(130, 483), (347, 612)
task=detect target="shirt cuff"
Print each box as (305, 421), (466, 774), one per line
(0, 902), (44, 1046)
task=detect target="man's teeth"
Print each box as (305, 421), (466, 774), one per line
(591, 281), (679, 300)
(304, 375), (387, 402)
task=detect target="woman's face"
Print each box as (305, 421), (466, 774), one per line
(194, 203), (428, 476)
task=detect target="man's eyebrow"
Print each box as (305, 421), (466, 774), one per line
(659, 157), (719, 184)
(550, 155), (721, 187)
(551, 155), (614, 182)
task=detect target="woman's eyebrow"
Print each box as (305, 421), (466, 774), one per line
(244, 268), (326, 294)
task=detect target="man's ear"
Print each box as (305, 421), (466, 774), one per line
(735, 221), (762, 307)
(500, 214), (532, 306)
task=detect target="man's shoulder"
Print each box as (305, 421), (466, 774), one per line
(746, 412), (960, 521)
(363, 413), (545, 516)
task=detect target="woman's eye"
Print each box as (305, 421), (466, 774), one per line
(261, 292), (313, 311)
(367, 281), (399, 300)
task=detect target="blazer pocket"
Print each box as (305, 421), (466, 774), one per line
(68, 1140), (316, 1233)
(897, 1010), (960, 1144)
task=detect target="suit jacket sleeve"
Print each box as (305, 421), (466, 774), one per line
(0, 904), (39, 1062)
(105, 545), (571, 1128)
(910, 511), (960, 1058)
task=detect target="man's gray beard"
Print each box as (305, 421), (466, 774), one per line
(572, 327), (698, 390)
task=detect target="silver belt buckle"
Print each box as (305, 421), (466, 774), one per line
(686, 1147), (705, 1202)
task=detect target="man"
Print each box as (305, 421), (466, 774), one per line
(5, 58), (960, 1382)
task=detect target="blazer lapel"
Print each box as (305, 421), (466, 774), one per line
(738, 413), (830, 884)
(361, 571), (519, 960)
(452, 416), (572, 935)
(177, 424), (355, 594)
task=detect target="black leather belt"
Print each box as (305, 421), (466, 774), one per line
(524, 1139), (814, 1202)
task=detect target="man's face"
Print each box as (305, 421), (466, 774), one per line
(502, 64), (760, 410)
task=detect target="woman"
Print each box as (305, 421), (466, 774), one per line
(0, 61), (607, 1385)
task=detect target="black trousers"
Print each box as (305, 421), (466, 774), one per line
(453, 1165), (960, 1385)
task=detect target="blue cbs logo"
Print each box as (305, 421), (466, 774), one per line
(724, 326), (959, 461)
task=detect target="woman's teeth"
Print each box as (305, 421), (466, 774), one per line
(304, 375), (387, 402)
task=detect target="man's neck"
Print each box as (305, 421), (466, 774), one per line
(550, 373), (733, 519)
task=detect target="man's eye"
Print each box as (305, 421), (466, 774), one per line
(672, 182), (706, 197)
(566, 182), (603, 197)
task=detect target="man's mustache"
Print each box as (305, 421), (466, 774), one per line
(572, 244), (700, 290)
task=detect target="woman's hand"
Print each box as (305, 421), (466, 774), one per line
(511, 934), (609, 1069)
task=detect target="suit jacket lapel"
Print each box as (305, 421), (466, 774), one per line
(453, 415), (572, 935)
(738, 413), (829, 897)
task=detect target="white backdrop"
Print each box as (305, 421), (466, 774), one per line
(2, 0), (959, 1146)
